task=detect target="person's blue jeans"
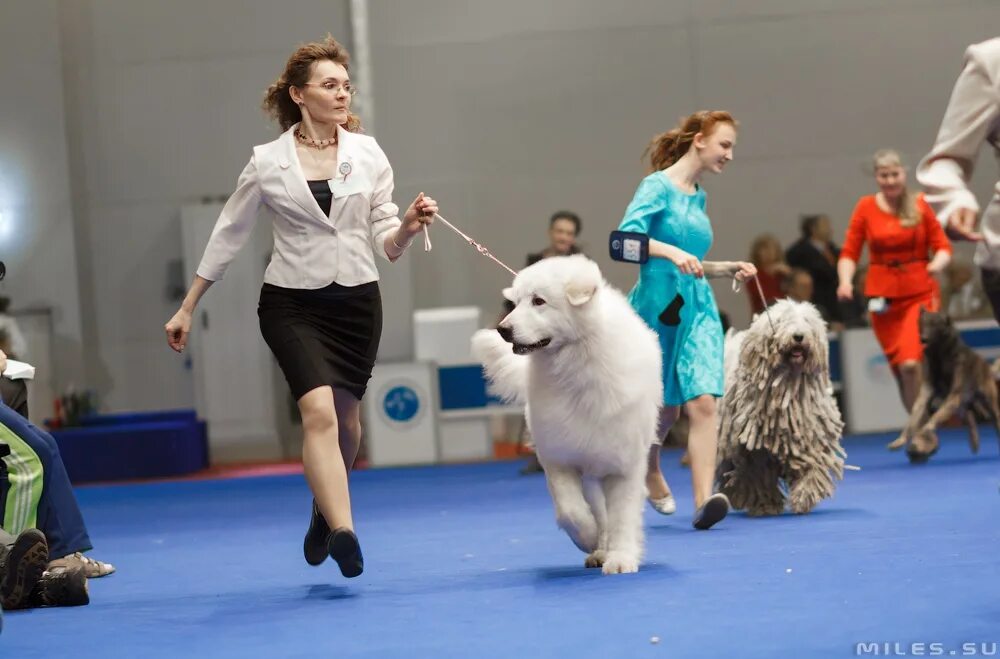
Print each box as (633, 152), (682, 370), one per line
(0, 401), (91, 559)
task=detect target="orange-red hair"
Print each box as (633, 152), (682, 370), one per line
(644, 110), (737, 172)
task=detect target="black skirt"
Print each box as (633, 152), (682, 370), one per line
(258, 281), (382, 401)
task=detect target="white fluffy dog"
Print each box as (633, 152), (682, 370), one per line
(471, 255), (662, 574)
(716, 299), (846, 516)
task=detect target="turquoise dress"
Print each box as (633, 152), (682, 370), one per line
(618, 172), (724, 406)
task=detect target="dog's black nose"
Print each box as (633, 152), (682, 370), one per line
(497, 326), (514, 343)
(793, 333), (804, 343)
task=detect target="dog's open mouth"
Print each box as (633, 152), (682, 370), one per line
(513, 338), (552, 355)
(786, 346), (808, 365)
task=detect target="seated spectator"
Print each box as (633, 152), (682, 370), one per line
(786, 214), (843, 324)
(786, 268), (815, 304)
(0, 349), (114, 581)
(747, 234), (790, 314)
(499, 210), (584, 321)
(526, 210), (582, 265)
(0, 330), (28, 418)
(503, 210), (584, 475)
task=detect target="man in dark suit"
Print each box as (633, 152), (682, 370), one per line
(786, 214), (844, 328)
(503, 210), (583, 474)
(500, 210), (583, 319)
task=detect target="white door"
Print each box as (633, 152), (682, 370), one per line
(180, 203), (281, 463)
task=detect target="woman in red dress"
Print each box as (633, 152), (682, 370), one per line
(837, 149), (952, 449)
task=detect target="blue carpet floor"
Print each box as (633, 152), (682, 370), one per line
(2, 430), (998, 658)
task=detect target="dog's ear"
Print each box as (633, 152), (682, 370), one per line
(565, 281), (598, 306)
(564, 263), (601, 307)
(502, 287), (515, 303)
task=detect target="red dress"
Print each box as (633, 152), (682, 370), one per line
(841, 194), (952, 366)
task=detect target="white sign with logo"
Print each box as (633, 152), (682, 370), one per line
(363, 362), (439, 466)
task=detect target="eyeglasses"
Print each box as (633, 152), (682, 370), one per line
(301, 81), (358, 96)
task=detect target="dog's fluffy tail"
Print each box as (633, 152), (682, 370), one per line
(471, 329), (528, 404)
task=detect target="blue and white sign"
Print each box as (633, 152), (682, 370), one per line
(382, 383), (421, 423)
(363, 363), (439, 466)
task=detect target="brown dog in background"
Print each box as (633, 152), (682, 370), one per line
(892, 308), (1000, 463)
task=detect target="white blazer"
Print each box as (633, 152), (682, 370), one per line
(918, 38), (1000, 269)
(197, 123), (402, 288)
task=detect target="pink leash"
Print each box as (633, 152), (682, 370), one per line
(733, 274), (777, 333)
(422, 214), (519, 277)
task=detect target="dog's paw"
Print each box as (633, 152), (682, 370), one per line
(584, 550), (606, 569)
(906, 428), (939, 463)
(600, 551), (639, 575)
(470, 329), (508, 363)
(886, 434), (908, 451)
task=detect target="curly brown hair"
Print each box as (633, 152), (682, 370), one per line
(263, 36), (362, 132)
(643, 110), (737, 172)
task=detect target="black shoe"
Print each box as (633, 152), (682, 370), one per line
(1, 529), (48, 610)
(328, 528), (364, 578)
(28, 567), (89, 608)
(304, 499), (331, 566)
(693, 493), (730, 530)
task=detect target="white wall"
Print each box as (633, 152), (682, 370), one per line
(0, 0), (84, 407)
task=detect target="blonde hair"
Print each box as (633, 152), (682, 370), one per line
(644, 110), (737, 172)
(872, 149), (919, 227)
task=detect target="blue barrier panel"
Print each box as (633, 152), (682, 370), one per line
(76, 409), (199, 427)
(51, 416), (208, 483)
(437, 365), (505, 410)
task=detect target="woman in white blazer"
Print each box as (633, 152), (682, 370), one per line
(164, 37), (437, 578)
(918, 37), (1000, 321)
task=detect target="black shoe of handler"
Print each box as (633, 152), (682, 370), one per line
(303, 500), (331, 566)
(328, 528), (364, 578)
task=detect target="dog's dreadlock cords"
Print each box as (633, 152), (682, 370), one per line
(730, 276), (860, 472)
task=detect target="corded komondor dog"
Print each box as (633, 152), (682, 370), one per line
(471, 255), (662, 574)
(716, 299), (846, 516)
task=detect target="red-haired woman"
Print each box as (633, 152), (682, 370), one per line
(165, 37), (437, 578)
(617, 111), (756, 530)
